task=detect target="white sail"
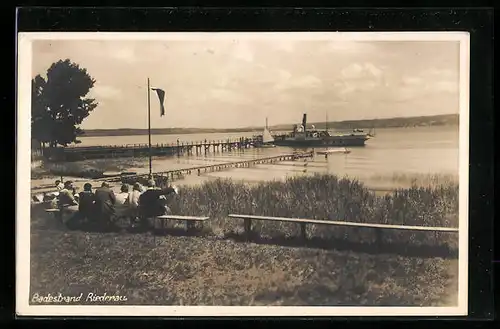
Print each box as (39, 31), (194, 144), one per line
(263, 127), (274, 143)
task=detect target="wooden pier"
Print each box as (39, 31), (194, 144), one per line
(97, 152), (314, 184)
(44, 137), (260, 162)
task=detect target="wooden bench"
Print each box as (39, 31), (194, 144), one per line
(44, 208), (63, 223)
(45, 207), (80, 223)
(155, 215), (209, 232)
(228, 214), (459, 241)
(44, 208), (61, 213)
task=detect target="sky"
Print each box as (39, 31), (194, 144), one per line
(31, 37), (461, 130)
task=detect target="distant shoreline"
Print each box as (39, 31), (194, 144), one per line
(81, 114), (458, 137)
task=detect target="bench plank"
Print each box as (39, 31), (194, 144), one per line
(228, 214), (458, 233)
(45, 209), (61, 212)
(156, 215), (209, 221)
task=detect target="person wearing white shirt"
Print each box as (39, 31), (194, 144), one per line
(55, 180), (64, 191)
(115, 184), (130, 205)
(127, 183), (142, 209)
(127, 182), (143, 227)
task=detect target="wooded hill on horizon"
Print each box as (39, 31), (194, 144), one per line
(82, 113), (459, 137)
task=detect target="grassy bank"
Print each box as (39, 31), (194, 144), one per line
(30, 174), (459, 306)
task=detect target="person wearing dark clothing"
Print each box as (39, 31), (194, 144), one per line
(162, 186), (177, 196)
(135, 179), (171, 230)
(78, 183), (96, 224)
(138, 180), (166, 219)
(94, 182), (116, 227)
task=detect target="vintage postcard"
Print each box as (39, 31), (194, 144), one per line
(17, 32), (469, 317)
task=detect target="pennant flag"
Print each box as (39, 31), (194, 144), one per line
(151, 88), (166, 116)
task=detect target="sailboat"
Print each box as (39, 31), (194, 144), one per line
(256, 117), (276, 148)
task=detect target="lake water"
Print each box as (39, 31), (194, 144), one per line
(77, 126), (460, 187)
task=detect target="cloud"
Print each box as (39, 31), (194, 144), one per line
(364, 63), (383, 78)
(107, 46), (137, 63)
(273, 41), (295, 52)
(272, 73), (322, 92)
(393, 86), (420, 102)
(231, 42), (254, 62)
(341, 63), (363, 79)
(278, 69), (292, 80)
(402, 76), (424, 86)
(408, 68), (459, 94)
(296, 75), (322, 88)
(325, 41), (377, 55)
(208, 88), (248, 104)
(91, 85), (122, 99)
(335, 62), (385, 97)
(341, 62), (384, 80)
(434, 81), (458, 93)
(421, 68), (456, 79)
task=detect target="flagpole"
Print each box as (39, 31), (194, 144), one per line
(147, 78), (152, 178)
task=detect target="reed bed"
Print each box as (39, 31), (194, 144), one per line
(168, 174), (459, 250)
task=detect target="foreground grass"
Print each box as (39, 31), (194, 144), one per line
(30, 225), (457, 306)
(30, 174), (459, 306)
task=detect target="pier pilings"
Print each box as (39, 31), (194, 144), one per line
(98, 152), (314, 185)
(46, 137), (259, 162)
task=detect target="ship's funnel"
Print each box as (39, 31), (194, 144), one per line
(302, 114), (307, 130)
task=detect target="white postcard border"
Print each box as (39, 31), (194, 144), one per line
(16, 31), (470, 317)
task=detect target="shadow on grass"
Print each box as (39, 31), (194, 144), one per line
(32, 207), (457, 259)
(66, 222), (126, 234)
(42, 219), (208, 237)
(151, 227), (206, 237)
(224, 232), (458, 260)
(35, 220), (458, 259)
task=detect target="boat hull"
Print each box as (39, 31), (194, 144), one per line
(255, 144), (276, 148)
(272, 135), (369, 147)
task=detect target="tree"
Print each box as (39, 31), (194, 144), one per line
(31, 59), (98, 148)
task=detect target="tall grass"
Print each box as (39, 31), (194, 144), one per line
(168, 174), (459, 249)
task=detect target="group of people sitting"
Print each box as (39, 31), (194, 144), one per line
(51, 178), (178, 230)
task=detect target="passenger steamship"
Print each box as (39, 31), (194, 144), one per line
(271, 114), (373, 147)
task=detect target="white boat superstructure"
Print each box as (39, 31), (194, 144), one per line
(316, 147), (351, 155)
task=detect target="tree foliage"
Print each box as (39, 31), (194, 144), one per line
(31, 59), (98, 148)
